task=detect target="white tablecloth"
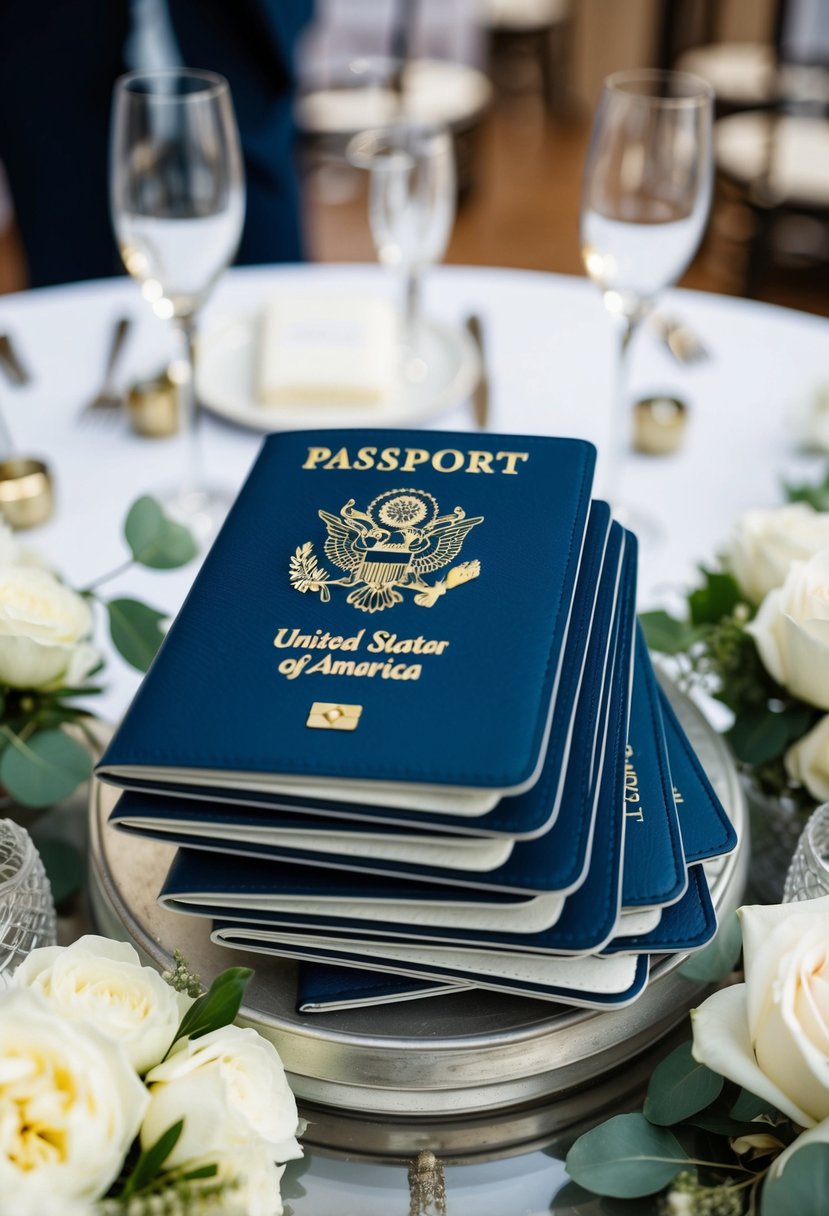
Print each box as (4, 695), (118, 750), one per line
(0, 263), (825, 723)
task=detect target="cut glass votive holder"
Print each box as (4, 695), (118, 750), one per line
(0, 819), (56, 979)
(783, 801), (829, 903)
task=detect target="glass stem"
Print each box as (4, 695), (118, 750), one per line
(177, 313), (201, 499)
(604, 314), (637, 509)
(405, 268), (421, 330)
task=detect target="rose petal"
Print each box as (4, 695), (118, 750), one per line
(779, 613), (829, 709)
(740, 900), (829, 1044)
(755, 954), (829, 1125)
(785, 716), (829, 801)
(770, 1114), (829, 1179)
(748, 588), (785, 676)
(691, 985), (815, 1127)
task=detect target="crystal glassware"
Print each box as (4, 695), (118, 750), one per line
(347, 122), (456, 338)
(110, 68), (245, 543)
(783, 802), (829, 902)
(0, 819), (56, 981)
(580, 69), (713, 527)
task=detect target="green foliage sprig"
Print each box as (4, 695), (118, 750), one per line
(0, 496), (195, 810)
(565, 1041), (820, 1215)
(639, 565), (819, 812)
(83, 496), (198, 674)
(103, 960), (255, 1215)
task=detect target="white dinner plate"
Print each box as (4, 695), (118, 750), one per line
(196, 311), (481, 431)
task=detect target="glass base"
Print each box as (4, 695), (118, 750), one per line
(157, 484), (234, 548)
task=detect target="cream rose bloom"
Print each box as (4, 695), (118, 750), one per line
(0, 988), (148, 1204)
(0, 565), (98, 689)
(725, 503), (829, 604)
(785, 713), (829, 800)
(141, 1025), (302, 1172)
(14, 935), (191, 1075)
(747, 549), (829, 709)
(692, 897), (829, 1128)
(185, 1147), (290, 1216)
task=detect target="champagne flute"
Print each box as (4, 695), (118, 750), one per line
(347, 122), (456, 341)
(580, 69), (713, 526)
(110, 68), (245, 541)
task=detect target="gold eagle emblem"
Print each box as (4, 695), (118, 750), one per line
(289, 489), (484, 612)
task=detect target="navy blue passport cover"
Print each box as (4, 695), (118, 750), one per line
(98, 429), (595, 794)
(137, 523), (635, 898)
(621, 630), (687, 909)
(659, 686), (738, 863)
(110, 500), (613, 842)
(297, 964), (461, 1011)
(156, 529), (639, 953)
(211, 927), (651, 1008)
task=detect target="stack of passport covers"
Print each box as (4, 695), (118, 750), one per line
(97, 429), (738, 1013)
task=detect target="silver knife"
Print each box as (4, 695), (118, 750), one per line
(465, 314), (488, 429)
(0, 334), (31, 385)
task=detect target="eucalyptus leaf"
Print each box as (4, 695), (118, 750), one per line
(689, 569), (742, 625)
(121, 1120), (184, 1198)
(170, 966), (253, 1052)
(678, 911), (742, 982)
(761, 1144), (829, 1215)
(0, 728), (92, 807)
(107, 598), (167, 672)
(727, 705), (812, 766)
(565, 1113), (689, 1198)
(638, 611), (708, 655)
(125, 495), (198, 569)
(643, 1042), (724, 1126)
(731, 1089), (780, 1122)
(687, 1112), (778, 1138)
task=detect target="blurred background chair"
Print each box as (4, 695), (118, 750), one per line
(661, 0), (829, 299)
(295, 0), (492, 197)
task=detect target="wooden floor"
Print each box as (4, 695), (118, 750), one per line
(305, 95), (829, 320)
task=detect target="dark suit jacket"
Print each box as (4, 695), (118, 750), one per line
(0, 0), (312, 287)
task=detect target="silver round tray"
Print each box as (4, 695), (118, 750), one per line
(89, 679), (747, 1157)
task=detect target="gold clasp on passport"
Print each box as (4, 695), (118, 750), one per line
(306, 702), (363, 731)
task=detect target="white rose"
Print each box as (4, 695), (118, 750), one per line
(725, 503), (829, 604)
(141, 1025), (302, 1168)
(0, 565), (98, 689)
(184, 1148), (289, 1216)
(0, 988), (148, 1204)
(691, 896), (829, 1128)
(0, 1176), (95, 1216)
(14, 935), (191, 1074)
(785, 713), (829, 800)
(747, 549), (829, 709)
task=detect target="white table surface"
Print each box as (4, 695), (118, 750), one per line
(0, 261), (825, 726)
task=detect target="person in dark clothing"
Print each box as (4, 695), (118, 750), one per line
(0, 0), (312, 287)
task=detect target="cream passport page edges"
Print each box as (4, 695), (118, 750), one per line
(258, 295), (398, 406)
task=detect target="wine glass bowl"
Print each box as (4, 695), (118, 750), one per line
(110, 69), (245, 540)
(580, 69), (713, 519)
(347, 122), (456, 334)
(581, 70), (713, 320)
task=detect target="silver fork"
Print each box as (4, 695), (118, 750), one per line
(79, 316), (133, 422)
(0, 334), (31, 385)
